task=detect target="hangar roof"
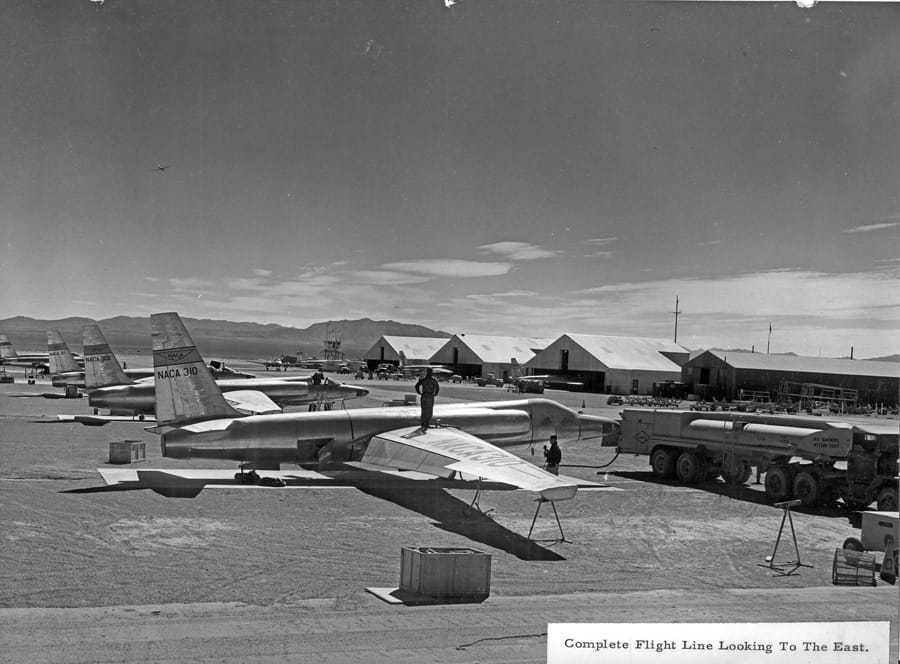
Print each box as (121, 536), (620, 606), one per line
(561, 334), (688, 371)
(450, 335), (553, 365)
(376, 336), (449, 360)
(695, 350), (900, 379)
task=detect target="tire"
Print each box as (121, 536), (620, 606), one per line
(877, 486), (899, 512)
(842, 537), (864, 552)
(792, 471), (820, 507)
(675, 451), (706, 484)
(764, 467), (792, 502)
(650, 448), (677, 478)
(722, 461), (752, 486)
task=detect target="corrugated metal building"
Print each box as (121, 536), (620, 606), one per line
(430, 334), (552, 380)
(524, 334), (688, 394)
(364, 336), (449, 369)
(683, 350), (900, 405)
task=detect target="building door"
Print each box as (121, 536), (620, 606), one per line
(560, 349), (569, 372)
(631, 378), (639, 394)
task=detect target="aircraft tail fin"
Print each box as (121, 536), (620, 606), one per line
(47, 329), (80, 374)
(151, 312), (241, 426)
(83, 325), (132, 388)
(0, 334), (18, 360)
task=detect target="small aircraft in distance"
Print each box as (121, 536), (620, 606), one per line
(399, 364), (454, 379)
(152, 164), (170, 173)
(0, 334), (64, 372)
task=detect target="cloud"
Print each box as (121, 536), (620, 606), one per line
(351, 270), (431, 286)
(252, 268), (273, 277)
(585, 237), (618, 246)
(842, 221), (899, 234)
(143, 276), (160, 282)
(478, 241), (559, 260)
(169, 277), (214, 292)
(382, 259), (512, 278)
(586, 250), (614, 258)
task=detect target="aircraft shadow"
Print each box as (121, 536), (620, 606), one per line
(355, 483), (566, 561)
(611, 470), (861, 526)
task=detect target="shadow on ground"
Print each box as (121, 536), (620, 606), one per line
(355, 483), (566, 561)
(611, 470), (862, 526)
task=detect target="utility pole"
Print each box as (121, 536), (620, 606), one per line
(766, 322), (772, 354)
(673, 295), (682, 344)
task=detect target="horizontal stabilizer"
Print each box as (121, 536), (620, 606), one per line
(54, 413), (155, 426)
(222, 389), (282, 415)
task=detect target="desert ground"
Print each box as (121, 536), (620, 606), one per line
(0, 360), (896, 663)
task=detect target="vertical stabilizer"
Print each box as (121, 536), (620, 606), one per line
(0, 334), (18, 360)
(47, 330), (80, 374)
(83, 325), (132, 388)
(151, 312), (240, 426)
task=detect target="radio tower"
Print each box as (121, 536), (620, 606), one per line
(672, 295), (682, 344)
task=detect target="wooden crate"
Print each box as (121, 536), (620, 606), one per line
(400, 547), (491, 601)
(108, 440), (146, 464)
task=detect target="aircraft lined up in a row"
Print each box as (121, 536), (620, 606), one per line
(11, 325), (369, 425)
(86, 313), (619, 538)
(0, 333), (77, 372)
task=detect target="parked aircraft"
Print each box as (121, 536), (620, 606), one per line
(49, 327), (153, 388)
(0, 333), (64, 372)
(92, 313), (618, 537)
(64, 321), (368, 424)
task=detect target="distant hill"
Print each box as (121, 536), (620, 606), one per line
(865, 354), (900, 363)
(0, 316), (450, 360)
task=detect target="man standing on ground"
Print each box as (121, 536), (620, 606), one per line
(415, 367), (440, 430)
(545, 435), (562, 475)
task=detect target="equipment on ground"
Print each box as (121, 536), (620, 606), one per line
(616, 408), (898, 509)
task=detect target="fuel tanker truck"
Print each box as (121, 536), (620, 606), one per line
(616, 408), (898, 510)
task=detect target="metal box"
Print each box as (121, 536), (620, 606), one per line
(861, 511), (899, 552)
(108, 440), (146, 464)
(400, 547), (491, 601)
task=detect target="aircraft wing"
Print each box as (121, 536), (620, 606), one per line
(51, 414), (155, 426)
(358, 425), (578, 501)
(221, 390), (282, 415)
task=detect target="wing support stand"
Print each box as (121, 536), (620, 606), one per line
(758, 499), (812, 576)
(468, 479), (494, 517)
(527, 498), (568, 543)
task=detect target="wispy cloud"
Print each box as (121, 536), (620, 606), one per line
(351, 270), (431, 286)
(252, 268), (273, 277)
(169, 277), (214, 292)
(585, 237), (618, 247)
(478, 241), (559, 260)
(382, 259), (512, 278)
(842, 221), (899, 234)
(698, 239), (722, 246)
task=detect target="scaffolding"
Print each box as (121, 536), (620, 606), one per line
(776, 381), (858, 411)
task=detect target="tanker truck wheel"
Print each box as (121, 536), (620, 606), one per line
(675, 451), (706, 484)
(722, 461), (752, 485)
(764, 467), (792, 502)
(877, 486), (898, 512)
(792, 471), (820, 507)
(650, 448), (677, 478)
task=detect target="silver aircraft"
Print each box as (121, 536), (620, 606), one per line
(58, 322), (368, 425)
(95, 313), (618, 535)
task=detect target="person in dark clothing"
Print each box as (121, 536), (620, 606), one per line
(545, 435), (561, 475)
(311, 369), (324, 385)
(414, 368), (440, 430)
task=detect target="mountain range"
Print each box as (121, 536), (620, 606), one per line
(0, 316), (450, 360)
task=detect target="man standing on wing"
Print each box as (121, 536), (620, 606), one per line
(415, 367), (440, 431)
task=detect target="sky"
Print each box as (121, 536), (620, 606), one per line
(1, 0), (898, 358)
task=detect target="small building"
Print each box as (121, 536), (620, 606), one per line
(683, 350), (900, 406)
(525, 334), (688, 394)
(430, 334), (552, 380)
(364, 336), (449, 370)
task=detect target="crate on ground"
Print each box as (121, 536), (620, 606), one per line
(108, 440), (146, 464)
(400, 547), (491, 602)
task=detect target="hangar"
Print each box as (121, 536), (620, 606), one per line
(525, 334), (689, 394)
(364, 336), (449, 370)
(430, 334), (552, 380)
(683, 350), (900, 406)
